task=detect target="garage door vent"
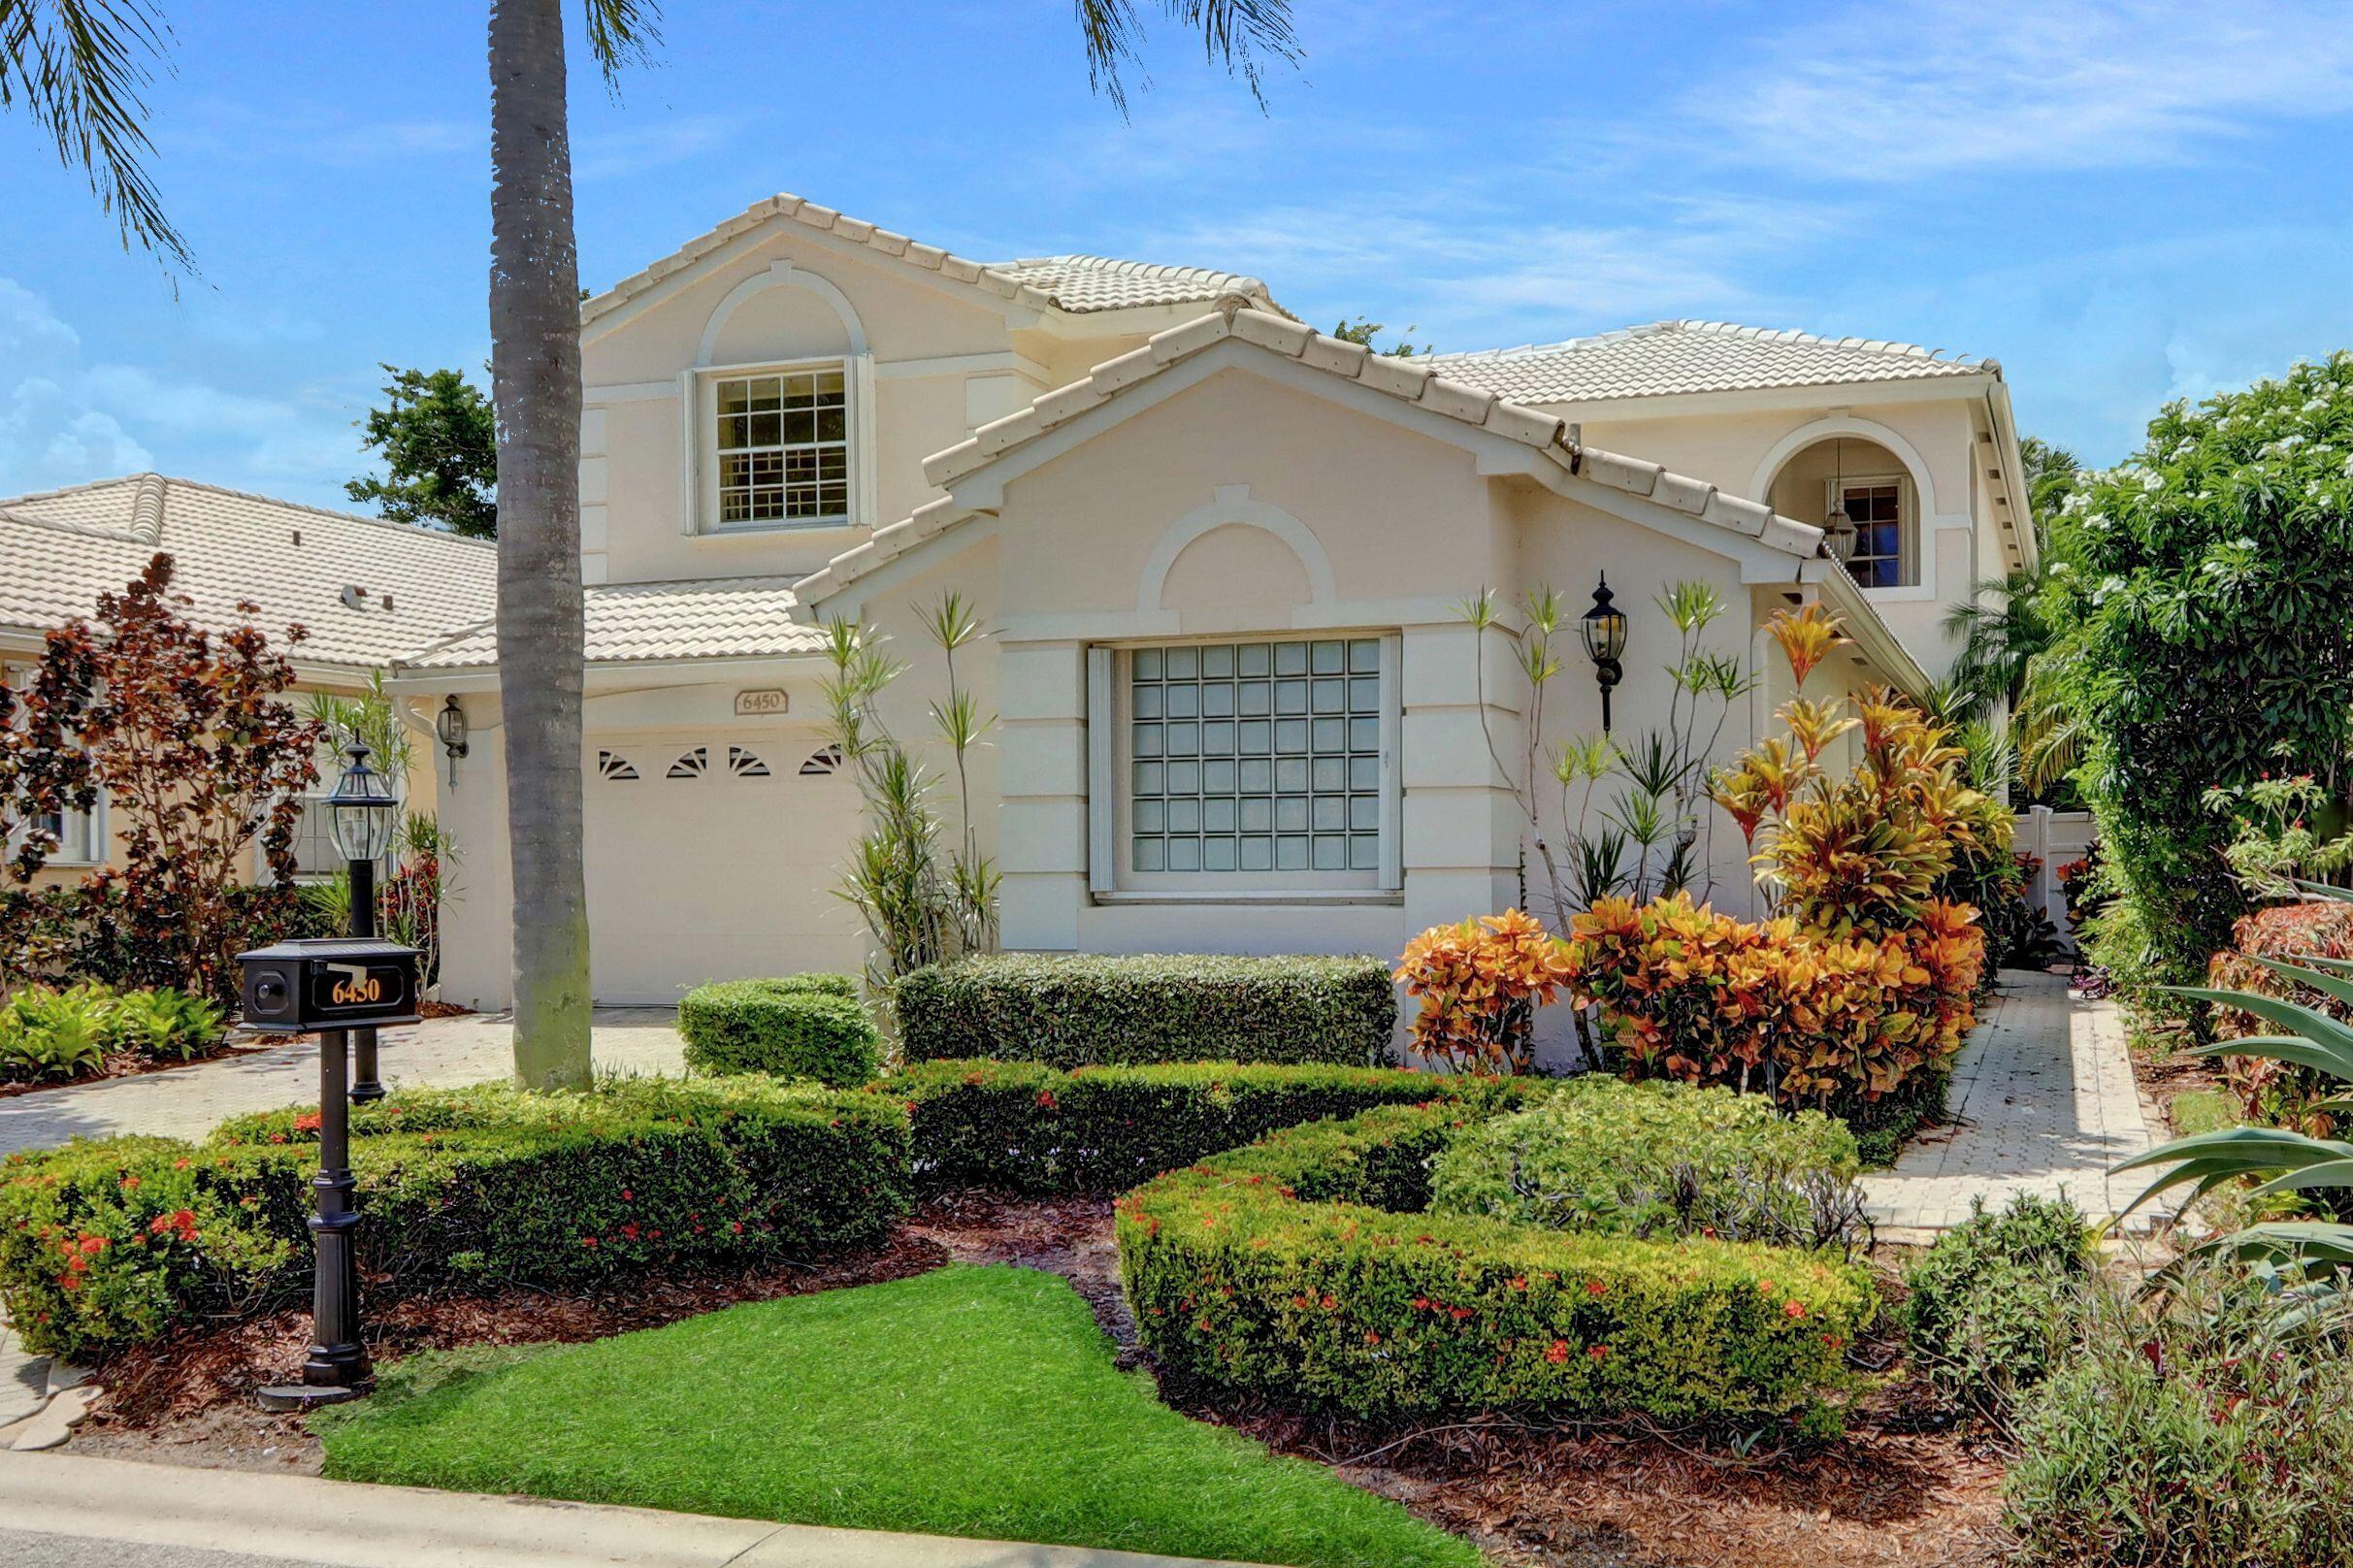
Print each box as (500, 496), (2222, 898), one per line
(800, 744), (844, 775)
(728, 746), (771, 778)
(667, 747), (710, 779)
(597, 750), (639, 781)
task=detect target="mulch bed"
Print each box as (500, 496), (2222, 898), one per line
(66, 1195), (2010, 1567)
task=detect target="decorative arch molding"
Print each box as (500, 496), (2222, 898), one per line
(1749, 413), (1944, 520)
(696, 259), (867, 367)
(1137, 484), (1337, 614)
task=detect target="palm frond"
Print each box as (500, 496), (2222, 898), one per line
(1072, 0), (1299, 114)
(579, 0), (661, 89)
(1, 0), (189, 269)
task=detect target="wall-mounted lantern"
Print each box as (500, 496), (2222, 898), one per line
(435, 696), (470, 787)
(1580, 573), (1629, 733)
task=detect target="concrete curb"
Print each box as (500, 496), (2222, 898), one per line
(0, 1450), (1276, 1568)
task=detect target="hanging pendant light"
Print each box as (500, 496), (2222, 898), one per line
(1823, 437), (1857, 564)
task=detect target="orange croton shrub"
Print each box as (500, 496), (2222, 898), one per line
(1562, 892), (1982, 1105)
(1560, 604), (1990, 1108)
(1394, 909), (1573, 1075)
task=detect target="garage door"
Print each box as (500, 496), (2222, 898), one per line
(582, 730), (867, 1003)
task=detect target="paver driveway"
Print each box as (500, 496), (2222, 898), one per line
(0, 1009), (687, 1158)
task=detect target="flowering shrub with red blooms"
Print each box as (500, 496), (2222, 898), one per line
(2206, 899), (2353, 1135)
(882, 1058), (1543, 1192)
(0, 1077), (909, 1359)
(1118, 1098), (1876, 1422)
(1394, 910), (1574, 1075)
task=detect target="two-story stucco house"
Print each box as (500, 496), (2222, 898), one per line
(389, 194), (2034, 1010)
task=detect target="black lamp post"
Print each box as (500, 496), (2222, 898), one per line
(247, 742), (402, 1413)
(1580, 573), (1629, 733)
(329, 742), (400, 1105)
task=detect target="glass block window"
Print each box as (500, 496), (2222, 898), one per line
(1127, 637), (1386, 878)
(714, 366), (849, 526)
(1837, 480), (1907, 589)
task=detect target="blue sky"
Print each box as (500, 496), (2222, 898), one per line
(5, 0), (2352, 510)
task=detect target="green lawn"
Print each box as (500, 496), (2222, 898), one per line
(313, 1264), (1478, 1568)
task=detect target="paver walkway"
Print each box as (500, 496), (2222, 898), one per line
(1860, 969), (2169, 1239)
(0, 1009), (687, 1158)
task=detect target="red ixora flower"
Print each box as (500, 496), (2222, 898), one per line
(1035, 1090), (1058, 1110)
(1783, 1299), (1809, 1320)
(1585, 1280), (1608, 1297)
(1545, 1339), (1570, 1363)
(293, 1111), (322, 1133)
(580, 1235), (599, 1248)
(1587, 1345), (1610, 1361)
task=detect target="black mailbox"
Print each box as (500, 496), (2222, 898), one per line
(238, 936), (422, 1033)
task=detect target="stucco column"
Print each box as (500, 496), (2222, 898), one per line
(995, 637), (1090, 951)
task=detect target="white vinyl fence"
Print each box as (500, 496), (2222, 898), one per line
(2015, 805), (2097, 953)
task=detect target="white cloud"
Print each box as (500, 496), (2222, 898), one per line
(1667, 0), (2353, 180)
(0, 277), (357, 502)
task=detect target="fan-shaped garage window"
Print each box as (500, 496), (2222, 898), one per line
(667, 747), (709, 780)
(800, 743), (844, 776)
(728, 745), (770, 778)
(597, 750), (639, 781)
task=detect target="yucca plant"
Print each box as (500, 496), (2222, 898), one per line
(2118, 942), (2353, 1320)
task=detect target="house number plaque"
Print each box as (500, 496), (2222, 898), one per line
(734, 689), (790, 716)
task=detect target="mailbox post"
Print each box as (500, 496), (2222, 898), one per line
(238, 935), (420, 1410)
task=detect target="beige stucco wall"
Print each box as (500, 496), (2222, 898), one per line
(1572, 397), (1994, 682)
(576, 223), (1169, 591)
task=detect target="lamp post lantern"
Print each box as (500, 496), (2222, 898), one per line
(327, 742), (399, 1104)
(1580, 573), (1629, 734)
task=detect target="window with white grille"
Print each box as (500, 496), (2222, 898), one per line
(711, 365), (849, 528)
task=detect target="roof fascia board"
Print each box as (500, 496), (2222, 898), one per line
(581, 216), (1040, 347)
(1521, 372), (2000, 424)
(1984, 379), (2039, 574)
(813, 518), (1002, 622)
(1812, 564), (1933, 702)
(386, 650), (827, 695)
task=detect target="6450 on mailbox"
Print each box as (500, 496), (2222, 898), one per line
(238, 936), (422, 1033)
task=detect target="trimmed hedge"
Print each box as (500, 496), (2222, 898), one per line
(882, 1059), (1541, 1193)
(678, 977), (880, 1086)
(0, 1077), (910, 1360)
(895, 954), (1396, 1068)
(1428, 1079), (1860, 1244)
(1118, 1100), (1878, 1421)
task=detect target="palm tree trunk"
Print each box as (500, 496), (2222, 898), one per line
(487, 0), (592, 1089)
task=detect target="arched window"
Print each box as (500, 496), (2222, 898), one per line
(597, 750), (639, 781)
(667, 746), (709, 779)
(728, 745), (770, 778)
(800, 743), (844, 776)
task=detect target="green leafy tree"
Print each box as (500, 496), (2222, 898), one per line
(1331, 314), (1427, 357)
(346, 366), (499, 539)
(2032, 355), (2353, 993)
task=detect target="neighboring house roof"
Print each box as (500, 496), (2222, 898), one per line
(798, 307), (1828, 604)
(0, 474), (495, 673)
(581, 194), (1284, 329)
(398, 575), (822, 671)
(1423, 320), (1996, 406)
(982, 256), (1272, 314)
